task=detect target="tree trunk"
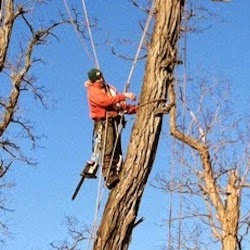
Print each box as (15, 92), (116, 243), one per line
(0, 0), (15, 71)
(221, 170), (240, 250)
(93, 1), (184, 249)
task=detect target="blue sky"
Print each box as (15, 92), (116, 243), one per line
(2, 0), (250, 249)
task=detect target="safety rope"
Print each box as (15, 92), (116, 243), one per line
(62, 0), (102, 248)
(63, 0), (94, 64)
(63, 0), (100, 68)
(124, 0), (155, 92)
(76, 18), (103, 245)
(81, 0), (100, 69)
(64, 1), (103, 244)
(87, 120), (108, 250)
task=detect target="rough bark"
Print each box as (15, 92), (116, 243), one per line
(93, 1), (184, 249)
(221, 170), (240, 250)
(0, 0), (16, 71)
(0, 0), (28, 136)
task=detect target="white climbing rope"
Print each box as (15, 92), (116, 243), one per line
(81, 0), (100, 69)
(124, 0), (155, 92)
(63, 0), (94, 64)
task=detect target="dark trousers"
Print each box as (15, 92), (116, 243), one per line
(93, 117), (122, 162)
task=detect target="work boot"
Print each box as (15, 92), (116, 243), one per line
(106, 174), (119, 189)
(81, 161), (98, 179)
(103, 155), (120, 189)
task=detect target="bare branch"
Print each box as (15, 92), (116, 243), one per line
(50, 216), (91, 250)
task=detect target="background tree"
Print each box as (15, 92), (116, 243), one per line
(148, 1), (249, 249)
(154, 74), (250, 250)
(50, 216), (92, 250)
(0, 0), (78, 244)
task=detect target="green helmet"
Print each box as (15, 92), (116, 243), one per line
(88, 68), (103, 82)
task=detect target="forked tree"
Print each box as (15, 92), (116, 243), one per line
(158, 76), (250, 250)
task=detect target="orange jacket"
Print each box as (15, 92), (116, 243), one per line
(85, 81), (137, 120)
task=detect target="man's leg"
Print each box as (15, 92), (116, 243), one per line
(102, 120), (120, 189)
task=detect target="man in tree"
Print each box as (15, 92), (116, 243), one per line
(83, 68), (137, 189)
